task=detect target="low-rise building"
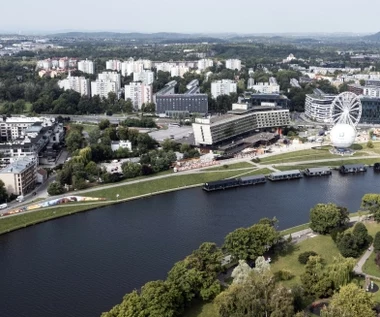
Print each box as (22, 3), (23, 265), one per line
(155, 80), (208, 117)
(192, 104), (290, 145)
(111, 140), (132, 152)
(250, 77), (280, 94)
(0, 156), (37, 195)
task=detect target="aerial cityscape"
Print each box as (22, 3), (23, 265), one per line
(4, 2), (380, 317)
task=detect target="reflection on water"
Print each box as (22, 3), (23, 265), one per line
(0, 170), (379, 317)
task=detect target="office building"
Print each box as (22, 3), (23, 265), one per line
(133, 70), (154, 85)
(106, 60), (122, 72)
(360, 97), (380, 124)
(211, 80), (237, 98)
(58, 75), (90, 96)
(226, 59), (242, 71)
(304, 89), (336, 122)
(155, 80), (208, 117)
(242, 93), (290, 108)
(192, 104), (290, 145)
(125, 82), (153, 110)
(197, 59), (213, 71)
(77, 59), (94, 74)
(0, 156), (37, 195)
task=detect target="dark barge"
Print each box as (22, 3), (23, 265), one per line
(304, 167), (332, 177)
(374, 163), (380, 172)
(267, 170), (303, 181)
(339, 164), (367, 174)
(203, 175), (266, 192)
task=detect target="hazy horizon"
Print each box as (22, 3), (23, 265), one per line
(2, 0), (380, 35)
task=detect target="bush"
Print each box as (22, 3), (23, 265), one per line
(47, 182), (65, 196)
(374, 232), (380, 252)
(298, 251), (318, 264)
(274, 269), (294, 281)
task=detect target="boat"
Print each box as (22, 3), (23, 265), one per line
(339, 164), (367, 174)
(304, 167), (332, 177)
(374, 163), (380, 172)
(239, 175), (267, 186)
(203, 178), (241, 192)
(267, 170), (303, 181)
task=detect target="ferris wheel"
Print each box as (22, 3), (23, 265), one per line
(330, 92), (362, 127)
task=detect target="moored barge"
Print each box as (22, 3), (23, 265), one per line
(304, 167), (332, 177)
(267, 170), (303, 181)
(339, 164), (367, 174)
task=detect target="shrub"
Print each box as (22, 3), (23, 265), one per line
(298, 251), (318, 264)
(274, 269), (294, 281)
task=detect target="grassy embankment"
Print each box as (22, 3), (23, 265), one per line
(184, 221), (380, 317)
(0, 168), (271, 235)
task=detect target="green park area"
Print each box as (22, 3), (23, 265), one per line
(203, 162), (254, 171)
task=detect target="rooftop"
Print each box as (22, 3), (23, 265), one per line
(0, 157), (36, 174)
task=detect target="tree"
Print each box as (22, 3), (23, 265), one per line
(373, 231), (380, 252)
(215, 271), (294, 317)
(98, 119), (110, 130)
(367, 140), (374, 148)
(321, 283), (375, 317)
(298, 251), (318, 264)
(65, 130), (83, 154)
(0, 179), (8, 203)
(362, 194), (380, 222)
(88, 127), (101, 145)
(47, 182), (64, 196)
(337, 233), (361, 258)
(121, 161), (141, 178)
(353, 222), (372, 249)
(223, 223), (279, 260)
(309, 203), (349, 234)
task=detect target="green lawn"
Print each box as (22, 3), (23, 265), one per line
(363, 252), (379, 277)
(281, 223), (310, 236)
(203, 162), (254, 171)
(86, 170), (248, 200)
(182, 301), (219, 317)
(238, 168), (273, 177)
(0, 203), (107, 235)
(259, 147), (371, 165)
(270, 235), (341, 288)
(81, 123), (99, 133)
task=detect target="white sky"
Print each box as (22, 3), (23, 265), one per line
(1, 0), (379, 34)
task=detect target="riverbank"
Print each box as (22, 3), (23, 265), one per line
(0, 167), (270, 235)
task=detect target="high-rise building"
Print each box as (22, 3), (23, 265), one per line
(225, 59), (242, 71)
(106, 60), (122, 72)
(91, 71), (121, 99)
(97, 71), (121, 91)
(133, 70), (154, 85)
(77, 59), (94, 74)
(155, 62), (175, 73)
(121, 59), (151, 76)
(170, 65), (190, 78)
(125, 82), (153, 110)
(197, 59), (213, 71)
(58, 75), (90, 96)
(211, 79), (237, 98)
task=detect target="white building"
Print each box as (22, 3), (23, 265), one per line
(98, 71), (121, 91)
(106, 60), (122, 72)
(363, 86), (380, 98)
(192, 104), (290, 145)
(0, 156), (37, 195)
(121, 59), (151, 76)
(111, 140), (132, 152)
(91, 80), (117, 99)
(226, 59), (242, 71)
(197, 59), (213, 71)
(283, 54), (296, 63)
(133, 70), (154, 85)
(304, 89), (336, 123)
(58, 75), (90, 96)
(125, 82), (153, 110)
(247, 78), (255, 89)
(155, 62), (176, 73)
(251, 77), (280, 94)
(77, 59), (94, 74)
(211, 79), (237, 98)
(170, 65), (190, 78)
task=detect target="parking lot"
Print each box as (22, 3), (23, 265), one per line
(149, 126), (193, 142)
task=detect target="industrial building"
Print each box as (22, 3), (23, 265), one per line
(192, 103), (290, 145)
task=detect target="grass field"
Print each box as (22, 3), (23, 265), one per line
(270, 235), (341, 288)
(259, 146), (371, 165)
(203, 162), (254, 171)
(237, 168), (273, 177)
(0, 203), (107, 235)
(86, 170), (247, 200)
(363, 252), (378, 277)
(182, 301), (219, 317)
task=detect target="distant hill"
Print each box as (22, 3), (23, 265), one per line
(49, 32), (206, 40)
(363, 32), (380, 41)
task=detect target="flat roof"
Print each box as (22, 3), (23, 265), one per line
(305, 167), (330, 173)
(270, 170), (301, 176)
(341, 164), (365, 168)
(0, 157), (36, 174)
(240, 175), (266, 181)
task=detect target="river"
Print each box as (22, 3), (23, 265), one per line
(0, 170), (379, 317)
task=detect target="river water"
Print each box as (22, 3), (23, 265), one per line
(0, 170), (379, 317)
